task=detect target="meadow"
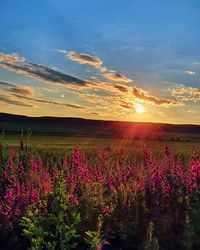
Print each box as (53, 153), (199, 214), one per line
(2, 134), (200, 154)
(0, 135), (200, 250)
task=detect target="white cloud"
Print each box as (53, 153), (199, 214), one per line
(185, 70), (196, 75)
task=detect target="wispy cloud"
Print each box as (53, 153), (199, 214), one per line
(77, 83), (179, 113)
(7, 85), (35, 97)
(185, 70), (196, 75)
(0, 52), (25, 63)
(13, 94), (85, 109)
(60, 50), (134, 83)
(59, 50), (107, 72)
(132, 86), (180, 106)
(120, 100), (135, 110)
(0, 81), (35, 97)
(0, 80), (85, 110)
(0, 52), (181, 117)
(0, 82), (35, 107)
(0, 62), (89, 89)
(114, 84), (129, 92)
(0, 94), (33, 107)
(0, 80), (15, 87)
(169, 85), (200, 102)
(103, 72), (132, 83)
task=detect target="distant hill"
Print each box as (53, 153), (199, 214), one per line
(0, 112), (200, 141)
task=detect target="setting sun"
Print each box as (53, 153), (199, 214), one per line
(135, 103), (145, 113)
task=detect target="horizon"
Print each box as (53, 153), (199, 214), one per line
(0, 1), (200, 124)
(1, 111), (200, 126)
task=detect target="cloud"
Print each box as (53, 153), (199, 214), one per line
(0, 62), (89, 89)
(120, 100), (135, 110)
(0, 82), (35, 107)
(60, 50), (134, 83)
(103, 72), (133, 83)
(7, 85), (35, 97)
(83, 80), (130, 94)
(13, 94), (85, 109)
(60, 50), (107, 72)
(169, 85), (200, 102)
(0, 94), (33, 107)
(0, 52), (25, 63)
(114, 84), (129, 92)
(0, 81), (35, 97)
(172, 85), (200, 95)
(0, 53), (130, 96)
(0, 52), (180, 117)
(77, 82), (180, 108)
(0, 81), (15, 87)
(0, 80), (85, 110)
(185, 70), (196, 75)
(132, 86), (179, 106)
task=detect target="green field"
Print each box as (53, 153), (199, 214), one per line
(2, 134), (200, 154)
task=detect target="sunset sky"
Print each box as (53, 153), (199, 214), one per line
(0, 0), (200, 124)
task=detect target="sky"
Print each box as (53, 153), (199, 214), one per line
(0, 0), (200, 124)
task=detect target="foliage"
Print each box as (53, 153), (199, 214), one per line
(19, 177), (81, 250)
(20, 210), (48, 250)
(0, 144), (200, 249)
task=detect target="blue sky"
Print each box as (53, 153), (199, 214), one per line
(0, 0), (200, 123)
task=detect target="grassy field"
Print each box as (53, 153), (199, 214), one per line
(1, 133), (200, 249)
(1, 137), (200, 249)
(1, 134), (200, 154)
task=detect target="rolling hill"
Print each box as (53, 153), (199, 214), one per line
(0, 113), (200, 141)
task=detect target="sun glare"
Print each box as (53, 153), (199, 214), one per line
(135, 103), (145, 114)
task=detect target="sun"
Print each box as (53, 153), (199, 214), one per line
(135, 103), (145, 114)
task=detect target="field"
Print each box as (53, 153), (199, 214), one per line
(2, 134), (200, 154)
(1, 135), (200, 250)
